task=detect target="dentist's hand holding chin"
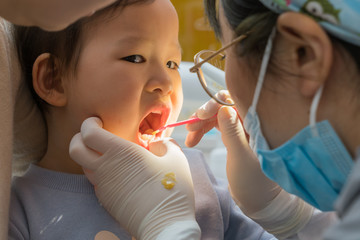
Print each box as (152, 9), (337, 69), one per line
(69, 117), (200, 240)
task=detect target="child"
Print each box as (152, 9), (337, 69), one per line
(10, 0), (273, 239)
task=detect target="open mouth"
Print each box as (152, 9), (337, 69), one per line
(138, 108), (170, 148)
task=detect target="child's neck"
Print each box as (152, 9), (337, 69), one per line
(37, 113), (84, 175)
(37, 146), (84, 174)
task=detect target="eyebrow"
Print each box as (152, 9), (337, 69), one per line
(116, 36), (182, 53)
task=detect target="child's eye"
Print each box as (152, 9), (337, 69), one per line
(122, 55), (145, 63)
(166, 61), (179, 70)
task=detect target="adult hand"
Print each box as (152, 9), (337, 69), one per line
(0, 0), (116, 31)
(186, 92), (315, 238)
(69, 117), (200, 240)
(185, 91), (281, 214)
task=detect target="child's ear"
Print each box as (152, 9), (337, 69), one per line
(32, 53), (67, 107)
(276, 12), (333, 97)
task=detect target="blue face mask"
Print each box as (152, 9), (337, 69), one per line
(243, 28), (354, 211)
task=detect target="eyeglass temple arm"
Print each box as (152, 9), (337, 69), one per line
(189, 34), (247, 73)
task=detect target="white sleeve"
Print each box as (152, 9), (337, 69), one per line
(156, 221), (201, 240)
(295, 209), (337, 240)
(244, 190), (337, 240)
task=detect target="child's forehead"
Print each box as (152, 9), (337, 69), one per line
(81, 1), (153, 33)
(82, 1), (180, 48)
(87, 0), (177, 26)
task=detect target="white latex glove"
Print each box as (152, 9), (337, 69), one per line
(69, 117), (200, 240)
(185, 92), (314, 238)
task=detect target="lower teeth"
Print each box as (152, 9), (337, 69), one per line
(140, 129), (155, 141)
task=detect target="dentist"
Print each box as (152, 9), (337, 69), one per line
(187, 0), (360, 239)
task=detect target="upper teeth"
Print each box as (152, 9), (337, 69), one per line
(151, 111), (162, 114)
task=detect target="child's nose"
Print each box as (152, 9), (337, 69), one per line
(145, 67), (173, 96)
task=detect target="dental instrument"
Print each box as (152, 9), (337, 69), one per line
(152, 115), (217, 135)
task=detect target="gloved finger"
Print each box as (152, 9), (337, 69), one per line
(217, 106), (248, 149)
(185, 108), (218, 148)
(80, 117), (120, 153)
(69, 132), (103, 170)
(195, 99), (221, 119)
(215, 90), (233, 103)
(196, 90), (233, 118)
(150, 138), (192, 180)
(185, 114), (217, 132)
(158, 139), (194, 183)
(185, 120), (217, 148)
(185, 93), (231, 147)
(83, 168), (97, 187)
(80, 117), (148, 156)
(148, 139), (169, 157)
(149, 138), (182, 157)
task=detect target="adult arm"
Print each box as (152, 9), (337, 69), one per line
(185, 93), (282, 214)
(246, 189), (337, 239)
(0, 19), (20, 240)
(185, 94), (326, 239)
(0, 0), (116, 31)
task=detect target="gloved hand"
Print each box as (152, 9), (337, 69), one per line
(185, 92), (281, 214)
(186, 92), (314, 238)
(69, 117), (201, 240)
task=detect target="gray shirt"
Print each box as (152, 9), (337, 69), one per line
(324, 150), (360, 240)
(9, 148), (273, 240)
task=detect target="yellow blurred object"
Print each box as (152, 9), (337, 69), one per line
(161, 172), (177, 190)
(172, 0), (220, 62)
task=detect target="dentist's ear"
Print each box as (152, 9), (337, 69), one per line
(276, 12), (333, 97)
(32, 53), (67, 107)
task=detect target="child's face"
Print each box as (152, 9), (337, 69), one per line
(64, 0), (182, 148)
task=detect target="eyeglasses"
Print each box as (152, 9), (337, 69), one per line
(189, 34), (248, 106)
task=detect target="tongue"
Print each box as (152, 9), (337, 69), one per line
(144, 129), (154, 135)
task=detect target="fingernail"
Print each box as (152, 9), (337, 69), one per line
(225, 98), (234, 105)
(221, 106), (237, 124)
(197, 99), (216, 118)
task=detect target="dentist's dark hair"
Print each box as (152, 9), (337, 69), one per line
(204, 0), (278, 71)
(14, 0), (153, 111)
(204, 0), (360, 74)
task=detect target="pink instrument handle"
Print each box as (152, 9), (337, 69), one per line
(153, 114), (218, 135)
(161, 114), (217, 131)
(164, 117), (202, 128)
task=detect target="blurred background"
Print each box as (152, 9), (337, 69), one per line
(170, 1), (228, 179)
(172, 0), (220, 62)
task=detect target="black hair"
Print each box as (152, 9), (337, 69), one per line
(204, 0), (360, 73)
